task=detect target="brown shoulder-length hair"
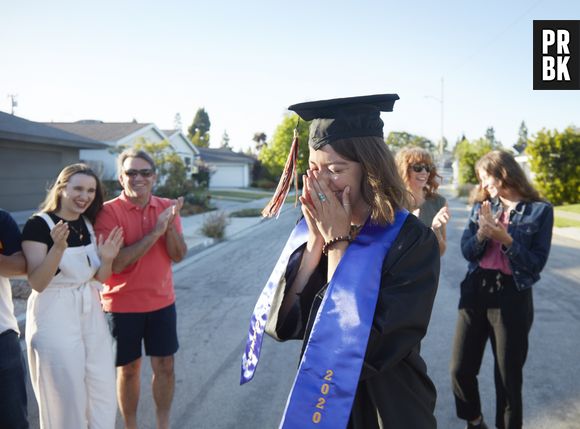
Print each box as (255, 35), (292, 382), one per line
(394, 146), (442, 198)
(327, 136), (411, 225)
(470, 150), (543, 204)
(39, 163), (104, 224)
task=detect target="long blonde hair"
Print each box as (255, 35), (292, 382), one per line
(39, 163), (104, 223)
(327, 136), (411, 224)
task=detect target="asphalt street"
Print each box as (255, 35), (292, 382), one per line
(23, 199), (580, 428)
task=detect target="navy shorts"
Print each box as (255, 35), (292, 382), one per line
(106, 303), (179, 367)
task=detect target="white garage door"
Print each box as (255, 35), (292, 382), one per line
(210, 164), (246, 188)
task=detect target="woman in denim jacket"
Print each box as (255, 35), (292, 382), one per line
(450, 150), (553, 429)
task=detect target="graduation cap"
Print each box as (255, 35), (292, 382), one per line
(288, 94), (400, 150)
(262, 94), (400, 218)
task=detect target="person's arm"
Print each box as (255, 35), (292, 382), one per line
(460, 203), (488, 262)
(360, 218), (439, 380)
(0, 211), (26, 277)
(502, 203), (554, 276)
(108, 203), (177, 274)
(22, 221), (69, 293)
(94, 226), (124, 282)
(112, 227), (164, 274)
(165, 219), (187, 263)
(0, 252), (26, 277)
(431, 201), (450, 256)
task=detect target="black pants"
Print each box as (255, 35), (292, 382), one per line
(0, 329), (29, 429)
(450, 268), (533, 429)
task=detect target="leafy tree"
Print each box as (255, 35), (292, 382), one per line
(454, 136), (494, 185)
(252, 132), (268, 153)
(133, 138), (193, 198)
(513, 121), (528, 154)
(259, 114), (310, 179)
(526, 127), (580, 205)
(220, 130), (231, 149)
(385, 131), (435, 153)
(188, 108), (211, 148)
(485, 126), (501, 148)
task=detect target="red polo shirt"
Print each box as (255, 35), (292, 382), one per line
(95, 192), (182, 313)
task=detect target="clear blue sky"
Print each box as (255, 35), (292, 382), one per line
(1, 0), (579, 152)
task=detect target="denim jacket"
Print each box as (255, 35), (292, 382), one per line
(461, 199), (554, 291)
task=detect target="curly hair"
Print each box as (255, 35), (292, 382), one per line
(38, 163), (104, 224)
(394, 146), (443, 201)
(326, 136), (411, 225)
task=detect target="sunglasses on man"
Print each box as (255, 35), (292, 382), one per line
(410, 164), (433, 173)
(123, 168), (155, 178)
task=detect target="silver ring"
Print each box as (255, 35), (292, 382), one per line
(318, 192), (327, 202)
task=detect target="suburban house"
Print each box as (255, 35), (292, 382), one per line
(162, 129), (200, 174)
(45, 120), (199, 181)
(0, 111), (108, 215)
(197, 147), (256, 188)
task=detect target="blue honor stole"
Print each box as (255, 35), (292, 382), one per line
(241, 210), (409, 429)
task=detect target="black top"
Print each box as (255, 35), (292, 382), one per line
(22, 213), (91, 251)
(0, 209), (22, 255)
(287, 94), (399, 149)
(273, 215), (439, 429)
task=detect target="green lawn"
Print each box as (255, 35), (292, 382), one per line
(554, 217), (580, 228)
(209, 190), (274, 201)
(555, 203), (580, 214)
(210, 189), (298, 203)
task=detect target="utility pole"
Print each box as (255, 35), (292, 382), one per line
(7, 94), (18, 115)
(424, 77), (445, 158)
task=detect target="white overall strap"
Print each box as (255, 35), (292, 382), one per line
(82, 216), (97, 244)
(37, 212), (56, 230)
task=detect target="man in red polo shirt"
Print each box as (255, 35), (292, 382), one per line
(95, 149), (187, 429)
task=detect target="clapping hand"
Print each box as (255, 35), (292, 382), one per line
(432, 206), (450, 230)
(477, 201), (511, 246)
(51, 220), (70, 251)
(97, 226), (124, 262)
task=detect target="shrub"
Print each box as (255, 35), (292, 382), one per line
(200, 211), (229, 240)
(527, 127), (580, 205)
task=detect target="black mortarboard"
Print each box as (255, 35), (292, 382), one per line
(288, 94), (399, 150)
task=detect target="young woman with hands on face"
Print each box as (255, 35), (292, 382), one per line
(21, 164), (123, 429)
(242, 95), (440, 429)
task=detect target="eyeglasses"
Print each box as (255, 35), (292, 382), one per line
(410, 164), (432, 173)
(123, 169), (155, 178)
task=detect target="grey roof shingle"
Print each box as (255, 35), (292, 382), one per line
(0, 111), (107, 149)
(197, 147), (256, 164)
(44, 120), (151, 142)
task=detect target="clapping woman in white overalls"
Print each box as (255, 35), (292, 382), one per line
(22, 163), (123, 429)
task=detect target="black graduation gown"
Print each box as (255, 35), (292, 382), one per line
(265, 215), (439, 429)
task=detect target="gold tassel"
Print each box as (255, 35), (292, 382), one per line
(262, 124), (300, 218)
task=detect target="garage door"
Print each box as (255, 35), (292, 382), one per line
(0, 147), (63, 212)
(210, 164), (246, 188)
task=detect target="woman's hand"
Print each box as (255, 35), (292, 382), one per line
(299, 174), (324, 250)
(300, 169), (351, 243)
(51, 221), (69, 251)
(98, 226), (124, 262)
(477, 202), (513, 247)
(432, 206), (450, 230)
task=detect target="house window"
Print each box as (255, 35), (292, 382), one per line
(184, 157), (191, 166)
